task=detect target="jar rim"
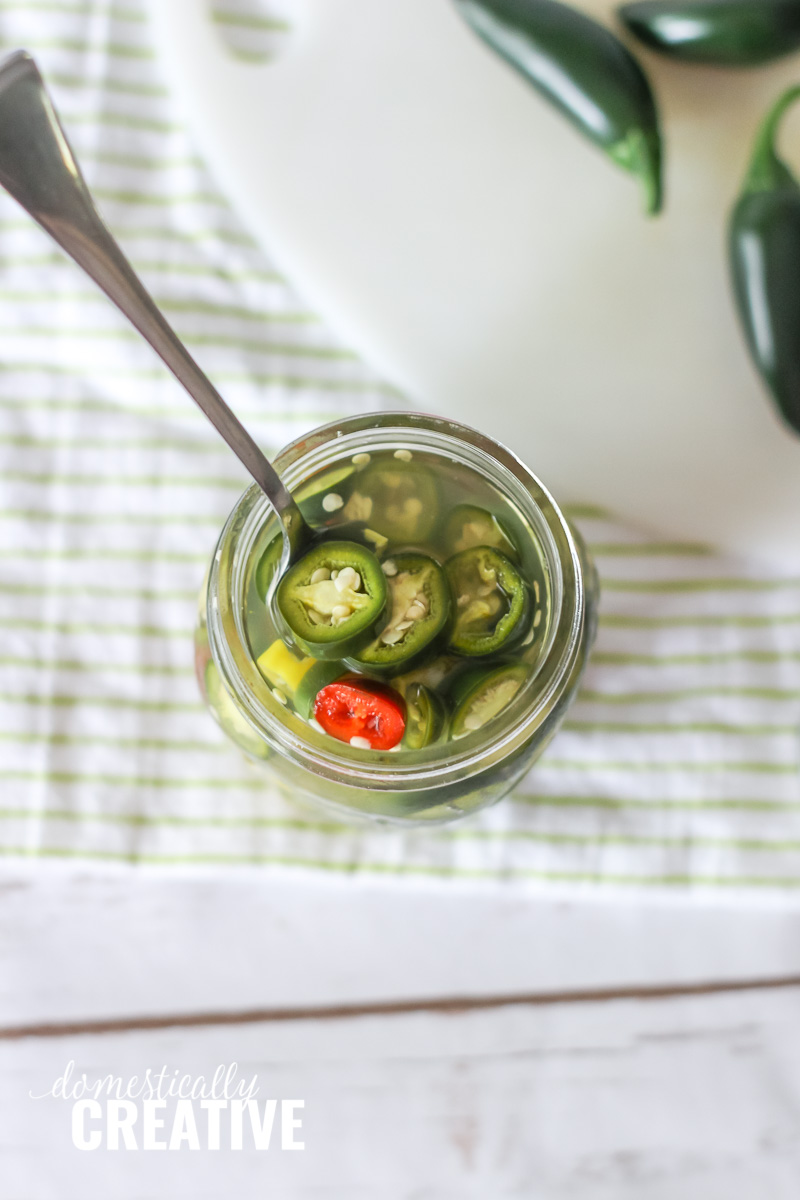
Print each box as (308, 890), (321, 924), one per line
(207, 411), (587, 791)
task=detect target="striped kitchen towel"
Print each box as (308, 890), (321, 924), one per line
(0, 0), (798, 895)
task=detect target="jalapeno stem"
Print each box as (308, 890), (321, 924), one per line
(741, 84), (800, 195)
(609, 124), (662, 216)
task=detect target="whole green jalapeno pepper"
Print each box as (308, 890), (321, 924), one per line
(729, 84), (800, 436)
(619, 0), (800, 67)
(446, 546), (531, 656)
(453, 0), (663, 213)
(276, 541), (388, 660)
(348, 553), (452, 674)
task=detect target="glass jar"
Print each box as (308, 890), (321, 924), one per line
(195, 412), (598, 825)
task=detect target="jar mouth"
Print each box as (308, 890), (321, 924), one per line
(208, 411), (586, 790)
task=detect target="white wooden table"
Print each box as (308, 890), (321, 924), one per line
(3, 869), (800, 1196)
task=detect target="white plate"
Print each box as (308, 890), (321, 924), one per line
(148, 0), (800, 564)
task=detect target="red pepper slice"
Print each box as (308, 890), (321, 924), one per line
(313, 679), (405, 750)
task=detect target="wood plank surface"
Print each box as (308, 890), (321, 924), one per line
(3, 985), (800, 1198)
(5, 870), (800, 1196)
(4, 869), (800, 1025)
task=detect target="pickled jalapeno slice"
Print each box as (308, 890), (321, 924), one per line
(443, 504), (519, 560)
(313, 678), (406, 750)
(446, 546), (530, 656)
(294, 659), (347, 719)
(403, 682), (447, 749)
(254, 533), (283, 603)
(294, 463), (355, 521)
(344, 456), (439, 542)
(295, 466), (393, 552)
(450, 663), (530, 738)
(394, 654), (460, 696)
(349, 553), (451, 673)
(204, 659), (269, 759)
(276, 541), (387, 660)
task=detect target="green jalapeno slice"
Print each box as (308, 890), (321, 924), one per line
(254, 533), (283, 604)
(291, 463), (394, 555)
(345, 456), (439, 543)
(204, 659), (270, 759)
(293, 659), (348, 719)
(445, 546), (530, 656)
(276, 541), (387, 660)
(294, 463), (356, 521)
(394, 654), (461, 696)
(442, 503), (519, 560)
(450, 662), (530, 738)
(403, 682), (448, 749)
(349, 553), (451, 673)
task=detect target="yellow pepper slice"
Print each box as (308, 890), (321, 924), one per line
(256, 640), (315, 694)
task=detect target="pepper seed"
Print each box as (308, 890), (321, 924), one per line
(322, 492), (344, 512)
(334, 566), (359, 593)
(343, 492), (373, 522)
(393, 449), (413, 461)
(533, 609), (542, 628)
(331, 604), (352, 624)
(352, 452), (371, 465)
(310, 567), (331, 584)
(405, 604), (426, 620)
(350, 735), (372, 750)
(272, 688), (288, 706)
(382, 560), (398, 577)
(380, 628), (404, 645)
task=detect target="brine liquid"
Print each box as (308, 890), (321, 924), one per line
(237, 444), (553, 753)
